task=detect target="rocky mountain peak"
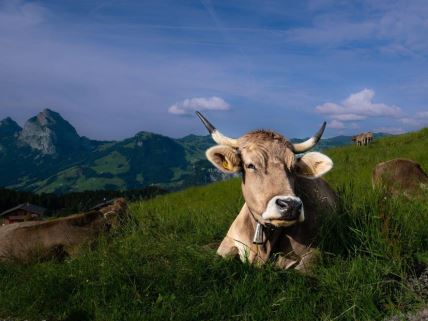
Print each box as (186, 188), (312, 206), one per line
(0, 117), (22, 137)
(36, 108), (63, 126)
(18, 109), (82, 155)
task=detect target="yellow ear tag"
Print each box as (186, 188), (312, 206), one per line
(222, 160), (231, 170)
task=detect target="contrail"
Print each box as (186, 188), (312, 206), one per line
(200, 0), (257, 83)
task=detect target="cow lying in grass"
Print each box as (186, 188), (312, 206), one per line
(197, 112), (336, 272)
(373, 159), (428, 197)
(0, 198), (127, 263)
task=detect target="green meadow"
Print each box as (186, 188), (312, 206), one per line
(1, 129), (428, 321)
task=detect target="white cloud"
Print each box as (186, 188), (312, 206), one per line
(316, 89), (402, 125)
(417, 111), (428, 118)
(329, 119), (345, 129)
(399, 111), (428, 128)
(0, 0), (47, 30)
(286, 1), (428, 55)
(328, 120), (358, 131)
(168, 96), (230, 115)
(333, 114), (366, 121)
(373, 127), (405, 135)
(400, 117), (420, 126)
(287, 21), (376, 46)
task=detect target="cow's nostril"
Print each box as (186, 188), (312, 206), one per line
(275, 199), (289, 210)
(275, 198), (303, 220)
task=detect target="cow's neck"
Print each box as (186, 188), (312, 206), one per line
(230, 203), (283, 264)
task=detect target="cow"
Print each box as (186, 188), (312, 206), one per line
(352, 135), (362, 146)
(353, 133), (365, 146)
(352, 132), (374, 146)
(196, 112), (336, 272)
(365, 132), (374, 145)
(373, 159), (428, 197)
(0, 198), (127, 263)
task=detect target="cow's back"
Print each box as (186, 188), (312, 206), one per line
(373, 158), (428, 196)
(0, 216), (101, 261)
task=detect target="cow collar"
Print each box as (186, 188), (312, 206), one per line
(248, 207), (278, 245)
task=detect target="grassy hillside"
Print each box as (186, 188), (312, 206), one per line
(326, 128), (428, 190)
(0, 129), (427, 320)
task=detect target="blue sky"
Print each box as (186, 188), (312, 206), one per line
(0, 0), (427, 140)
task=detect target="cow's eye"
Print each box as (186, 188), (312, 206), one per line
(246, 163), (256, 170)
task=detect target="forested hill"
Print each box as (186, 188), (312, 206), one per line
(0, 186), (166, 216)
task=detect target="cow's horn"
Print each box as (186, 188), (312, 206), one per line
(196, 111), (238, 147)
(292, 121), (327, 153)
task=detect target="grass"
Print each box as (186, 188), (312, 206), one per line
(325, 128), (428, 189)
(1, 129), (428, 320)
(92, 151), (130, 175)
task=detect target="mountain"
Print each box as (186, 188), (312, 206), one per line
(0, 110), (217, 193)
(18, 109), (92, 155)
(0, 109), (386, 193)
(0, 117), (21, 138)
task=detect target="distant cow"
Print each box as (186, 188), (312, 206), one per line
(353, 132), (374, 146)
(364, 132), (374, 145)
(352, 135), (360, 145)
(0, 198), (127, 262)
(373, 159), (428, 197)
(196, 112), (336, 272)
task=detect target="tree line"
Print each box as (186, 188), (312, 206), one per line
(0, 186), (167, 216)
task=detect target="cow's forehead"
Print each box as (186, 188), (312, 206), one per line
(238, 130), (295, 168)
(238, 130), (294, 150)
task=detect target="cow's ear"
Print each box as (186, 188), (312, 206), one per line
(295, 152), (333, 178)
(206, 145), (241, 173)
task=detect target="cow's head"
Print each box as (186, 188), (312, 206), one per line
(197, 112), (333, 229)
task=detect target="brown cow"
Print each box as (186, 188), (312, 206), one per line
(0, 198), (127, 262)
(196, 112), (336, 272)
(353, 132), (374, 146)
(373, 159), (428, 197)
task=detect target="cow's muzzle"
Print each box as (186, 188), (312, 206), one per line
(275, 198), (303, 221)
(262, 195), (305, 227)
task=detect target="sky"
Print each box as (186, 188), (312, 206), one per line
(0, 0), (427, 140)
